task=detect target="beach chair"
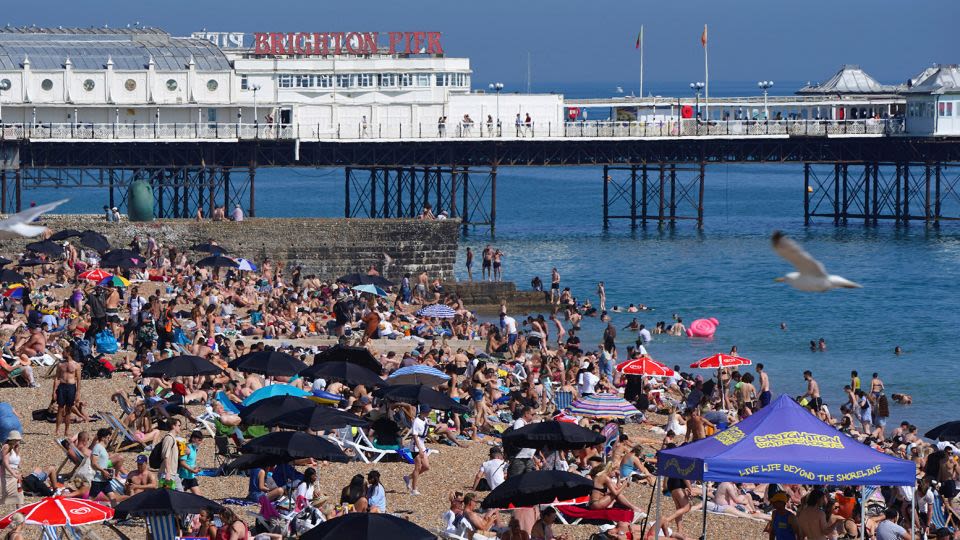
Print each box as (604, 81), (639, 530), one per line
(99, 411), (143, 452)
(553, 390), (574, 413)
(216, 391), (244, 415)
(931, 491), (959, 531)
(601, 422), (620, 462)
(0, 360), (25, 387)
(41, 524), (86, 540)
(214, 435), (241, 470)
(145, 514), (181, 540)
(54, 437), (84, 481)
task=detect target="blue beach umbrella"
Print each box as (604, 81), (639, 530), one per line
(387, 365), (450, 387)
(236, 258), (257, 272)
(352, 284), (388, 297)
(415, 304), (456, 319)
(242, 384), (310, 406)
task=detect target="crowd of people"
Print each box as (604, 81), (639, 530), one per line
(0, 223), (951, 540)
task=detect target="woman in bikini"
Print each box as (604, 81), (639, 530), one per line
(589, 461), (642, 513)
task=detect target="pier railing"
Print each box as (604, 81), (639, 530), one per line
(0, 118), (904, 142)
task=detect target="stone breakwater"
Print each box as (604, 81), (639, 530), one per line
(4, 215), (460, 280)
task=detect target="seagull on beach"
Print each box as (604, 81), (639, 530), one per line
(771, 230), (861, 292)
(382, 252), (394, 276)
(0, 199), (68, 240)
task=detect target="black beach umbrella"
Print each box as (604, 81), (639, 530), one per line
(300, 513), (435, 540)
(314, 344), (383, 374)
(502, 420), (605, 451)
(0, 257), (11, 267)
(481, 470), (595, 509)
(228, 350), (308, 377)
(101, 249), (143, 265)
(114, 488), (224, 518)
(79, 230), (111, 252)
(0, 269), (24, 283)
(240, 395), (367, 431)
(191, 242), (229, 254)
(106, 256), (147, 270)
(336, 273), (394, 288)
(25, 240), (63, 257)
(196, 255), (239, 268)
(48, 229), (82, 241)
(300, 360), (385, 387)
(142, 355), (223, 378)
(17, 258), (48, 267)
(373, 384), (469, 413)
(221, 453), (291, 474)
(240, 431), (349, 462)
(925, 421), (960, 442)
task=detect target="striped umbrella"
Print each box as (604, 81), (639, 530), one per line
(0, 497), (114, 527)
(2, 283), (24, 298)
(387, 365), (450, 387)
(415, 304), (456, 319)
(690, 353), (752, 369)
(99, 275), (130, 288)
(568, 393), (641, 419)
(616, 357), (675, 377)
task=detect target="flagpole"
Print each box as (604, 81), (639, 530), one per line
(703, 24), (709, 122)
(639, 25), (644, 99)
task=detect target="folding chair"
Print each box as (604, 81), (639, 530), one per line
(931, 491), (959, 531)
(0, 359), (25, 387)
(54, 437), (84, 481)
(145, 514), (181, 540)
(214, 435), (241, 470)
(41, 524), (85, 540)
(98, 411), (143, 452)
(553, 390), (574, 413)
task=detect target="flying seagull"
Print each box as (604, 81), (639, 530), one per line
(771, 231), (861, 292)
(0, 199), (68, 240)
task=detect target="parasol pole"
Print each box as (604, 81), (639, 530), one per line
(911, 478), (917, 539)
(701, 481), (709, 539)
(653, 474), (662, 539)
(860, 485), (866, 539)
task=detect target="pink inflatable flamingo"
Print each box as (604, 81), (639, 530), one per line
(687, 318), (719, 338)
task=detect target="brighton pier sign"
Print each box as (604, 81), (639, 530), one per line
(252, 31), (444, 56)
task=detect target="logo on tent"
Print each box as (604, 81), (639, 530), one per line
(714, 426), (745, 446)
(754, 431), (844, 450)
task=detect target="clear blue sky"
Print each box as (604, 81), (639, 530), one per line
(3, 0), (955, 91)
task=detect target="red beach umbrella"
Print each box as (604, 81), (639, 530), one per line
(0, 497), (114, 527)
(78, 268), (112, 282)
(689, 353), (752, 370)
(616, 357), (675, 377)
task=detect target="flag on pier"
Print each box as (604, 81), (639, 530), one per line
(700, 24), (708, 47)
(635, 27), (643, 49)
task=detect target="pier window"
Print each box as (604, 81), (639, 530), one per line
(436, 74), (447, 87)
(166, 79), (178, 91)
(295, 75), (313, 88)
(278, 74), (294, 88)
(41, 79), (53, 91)
(379, 73), (397, 88)
(240, 75), (248, 90)
(938, 101), (953, 117)
(316, 75), (333, 89)
(399, 74), (414, 87)
(82, 79), (95, 91)
(207, 79), (218, 91)
(357, 73), (375, 88)
(336, 74), (351, 88)
(416, 74), (432, 87)
(125, 79), (136, 91)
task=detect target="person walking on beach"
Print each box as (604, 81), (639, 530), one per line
(597, 281), (606, 312)
(803, 371), (824, 420)
(550, 268), (561, 305)
(756, 363), (772, 408)
(404, 407), (430, 495)
(53, 345), (80, 437)
(465, 247), (474, 281)
(481, 245), (493, 281)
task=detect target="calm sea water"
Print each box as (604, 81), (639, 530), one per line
(25, 82), (957, 434)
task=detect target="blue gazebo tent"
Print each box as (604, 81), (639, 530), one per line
(653, 395), (916, 539)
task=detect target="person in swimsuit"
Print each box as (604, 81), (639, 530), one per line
(530, 507), (567, 540)
(589, 462), (643, 513)
(53, 345), (81, 436)
(550, 268), (560, 305)
(870, 372), (885, 399)
(493, 250), (504, 282)
(481, 245), (493, 281)
(465, 247), (474, 281)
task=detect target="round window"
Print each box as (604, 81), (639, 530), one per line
(166, 79), (178, 91)
(0, 79), (10, 91)
(124, 79), (136, 91)
(83, 79), (95, 91)
(206, 79), (218, 91)
(41, 79), (53, 91)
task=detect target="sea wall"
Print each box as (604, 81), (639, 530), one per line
(443, 280), (552, 310)
(5, 216), (460, 281)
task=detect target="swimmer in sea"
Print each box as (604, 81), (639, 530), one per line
(809, 340), (817, 352)
(894, 345), (903, 355)
(780, 322), (787, 330)
(624, 318), (640, 331)
(818, 338), (827, 351)
(891, 393), (912, 405)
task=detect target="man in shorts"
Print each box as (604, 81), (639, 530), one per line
(481, 245), (493, 281)
(550, 268), (561, 304)
(52, 345), (81, 436)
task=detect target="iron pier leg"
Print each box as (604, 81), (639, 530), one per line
(157, 170), (165, 219)
(697, 161), (706, 229)
(370, 169), (378, 218)
(803, 163), (811, 225)
(871, 163), (879, 225)
(925, 164), (931, 226)
(14, 168), (20, 212)
(408, 169), (416, 217)
(223, 168), (231, 210)
(669, 163), (677, 226)
(641, 164), (648, 226)
(344, 167), (352, 217)
(462, 168), (470, 234)
(602, 165), (609, 228)
(197, 170), (205, 218)
(435, 167), (442, 214)
(208, 169), (215, 219)
(863, 163), (870, 226)
(182, 170), (190, 218)
(383, 168), (391, 218)
(935, 163), (942, 226)
(895, 164), (902, 224)
(841, 164), (849, 224)
(397, 169), (404, 218)
(248, 164), (256, 217)
(833, 163), (841, 225)
(449, 167), (458, 219)
(1, 170), (6, 214)
(903, 164), (910, 223)
(490, 166), (497, 234)
(630, 165), (637, 228)
(658, 163), (665, 226)
(106, 169), (114, 210)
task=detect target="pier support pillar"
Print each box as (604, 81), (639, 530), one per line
(803, 163), (811, 225)
(602, 165), (609, 228)
(641, 164), (649, 225)
(630, 165), (638, 228)
(1, 170), (6, 214)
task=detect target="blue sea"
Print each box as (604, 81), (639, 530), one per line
(27, 82), (958, 434)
